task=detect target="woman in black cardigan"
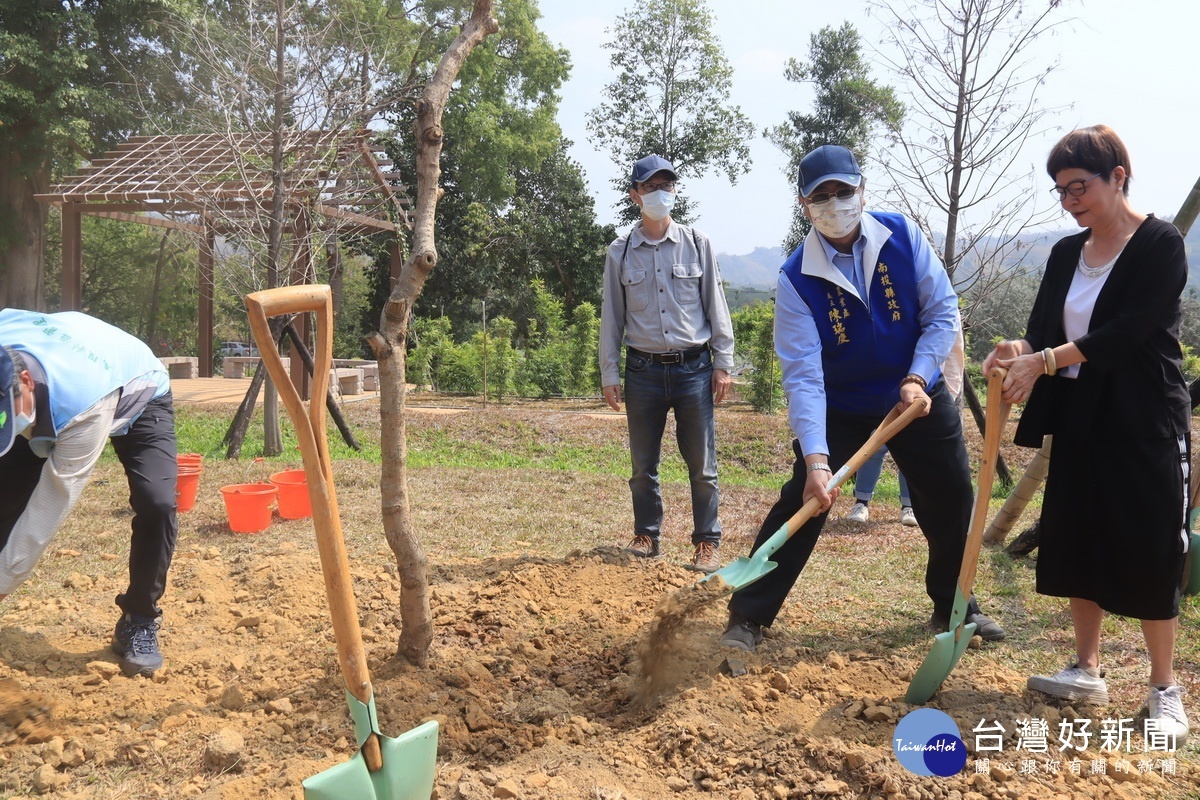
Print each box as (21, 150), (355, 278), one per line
(984, 125), (1191, 745)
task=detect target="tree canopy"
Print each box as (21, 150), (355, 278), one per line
(586, 0), (755, 222)
(767, 22), (902, 254)
(0, 0), (183, 308)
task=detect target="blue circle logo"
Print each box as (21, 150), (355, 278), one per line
(893, 708), (968, 777)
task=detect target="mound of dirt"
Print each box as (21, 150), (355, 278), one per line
(0, 538), (1196, 799)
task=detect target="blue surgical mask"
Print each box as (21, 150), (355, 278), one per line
(639, 189), (676, 221)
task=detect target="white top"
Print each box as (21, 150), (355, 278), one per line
(1061, 248), (1121, 378)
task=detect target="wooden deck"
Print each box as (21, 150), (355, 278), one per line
(170, 377), (380, 406)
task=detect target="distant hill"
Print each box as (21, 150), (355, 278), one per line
(716, 246), (783, 290)
(719, 220), (1200, 296)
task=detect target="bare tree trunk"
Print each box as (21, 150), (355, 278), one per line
(0, 146), (48, 310)
(261, 0), (289, 457)
(367, 0), (498, 667)
(1175, 174), (1200, 237)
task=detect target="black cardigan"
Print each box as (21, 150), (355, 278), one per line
(1014, 216), (1191, 448)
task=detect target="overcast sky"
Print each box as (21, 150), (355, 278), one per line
(535, 0), (1200, 255)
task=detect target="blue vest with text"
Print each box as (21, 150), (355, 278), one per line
(781, 212), (934, 416)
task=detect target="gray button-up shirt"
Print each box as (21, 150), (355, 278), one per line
(599, 220), (735, 387)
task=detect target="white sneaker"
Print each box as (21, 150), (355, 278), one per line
(846, 502), (870, 524)
(899, 506), (918, 527)
(1027, 663), (1110, 705)
(1147, 685), (1190, 747)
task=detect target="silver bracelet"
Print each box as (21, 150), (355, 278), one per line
(807, 462), (832, 473)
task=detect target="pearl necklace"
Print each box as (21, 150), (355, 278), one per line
(1077, 247), (1123, 278)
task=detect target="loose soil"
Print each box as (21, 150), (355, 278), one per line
(1, 399), (1198, 799)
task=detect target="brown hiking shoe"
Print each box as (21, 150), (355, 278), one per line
(686, 541), (720, 573)
(625, 534), (660, 558)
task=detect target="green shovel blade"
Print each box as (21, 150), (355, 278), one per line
(698, 518), (792, 593)
(698, 554), (778, 593)
(303, 719), (439, 800)
(905, 589), (976, 704)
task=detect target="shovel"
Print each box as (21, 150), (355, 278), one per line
(700, 397), (928, 594)
(1180, 451), (1200, 595)
(245, 285), (438, 800)
(905, 367), (1009, 704)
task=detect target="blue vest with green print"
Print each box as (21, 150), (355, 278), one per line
(781, 212), (934, 416)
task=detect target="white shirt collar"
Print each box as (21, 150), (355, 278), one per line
(800, 212), (894, 301)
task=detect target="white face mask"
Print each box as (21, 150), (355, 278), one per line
(638, 189), (676, 221)
(14, 408), (34, 437)
(807, 194), (863, 239)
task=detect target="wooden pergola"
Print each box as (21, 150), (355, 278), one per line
(35, 130), (410, 381)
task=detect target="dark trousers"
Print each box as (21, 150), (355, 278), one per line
(0, 437), (45, 550)
(111, 393), (179, 618)
(729, 384), (977, 627)
(0, 394), (178, 618)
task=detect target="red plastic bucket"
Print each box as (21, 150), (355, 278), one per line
(269, 469), (312, 520)
(219, 483), (277, 533)
(176, 466), (202, 513)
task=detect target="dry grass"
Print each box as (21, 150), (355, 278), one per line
(21, 395), (1200, 795)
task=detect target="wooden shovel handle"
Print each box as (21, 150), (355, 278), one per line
(956, 367), (1011, 600)
(245, 285), (382, 770)
(781, 397), (929, 540)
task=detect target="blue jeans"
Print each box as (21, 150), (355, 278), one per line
(624, 348), (721, 545)
(853, 445), (912, 507)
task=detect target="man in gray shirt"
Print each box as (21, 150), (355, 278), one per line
(599, 155), (735, 573)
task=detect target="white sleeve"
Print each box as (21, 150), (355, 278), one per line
(0, 392), (117, 594)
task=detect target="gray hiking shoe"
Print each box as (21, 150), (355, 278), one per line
(686, 541), (720, 573)
(624, 534), (660, 558)
(720, 614), (763, 652)
(112, 614), (163, 677)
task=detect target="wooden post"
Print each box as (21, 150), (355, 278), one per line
(60, 204), (82, 310)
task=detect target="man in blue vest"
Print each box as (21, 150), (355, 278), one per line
(0, 310), (178, 677)
(719, 145), (1004, 651)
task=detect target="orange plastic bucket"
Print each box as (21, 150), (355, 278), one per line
(219, 483), (278, 533)
(269, 469), (312, 520)
(176, 466), (202, 513)
(178, 453), (204, 469)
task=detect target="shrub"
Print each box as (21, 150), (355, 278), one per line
(731, 302), (783, 413)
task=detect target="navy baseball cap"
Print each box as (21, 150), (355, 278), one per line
(630, 155), (678, 185)
(0, 346), (16, 458)
(797, 145), (863, 197)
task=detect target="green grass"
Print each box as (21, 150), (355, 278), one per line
(165, 401), (793, 491)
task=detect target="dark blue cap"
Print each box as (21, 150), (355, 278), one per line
(0, 346), (16, 457)
(630, 155), (678, 185)
(797, 145), (862, 197)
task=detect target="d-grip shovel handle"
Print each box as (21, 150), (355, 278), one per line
(778, 397), (929, 546)
(245, 285), (382, 771)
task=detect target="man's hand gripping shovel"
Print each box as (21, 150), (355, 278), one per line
(905, 367), (1009, 704)
(699, 397), (929, 594)
(246, 285), (438, 800)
